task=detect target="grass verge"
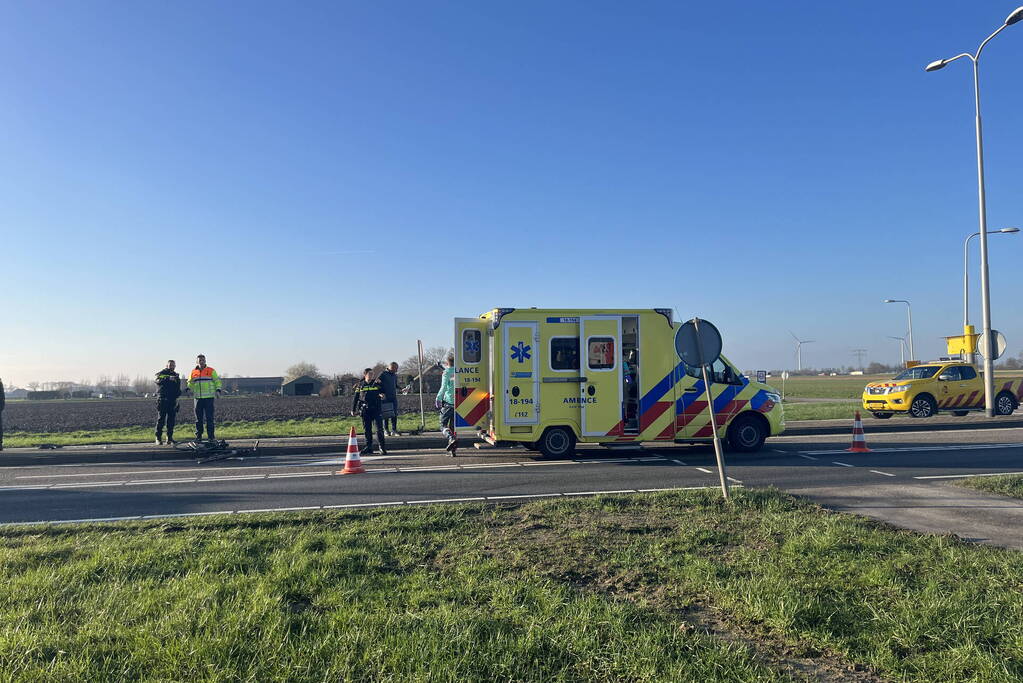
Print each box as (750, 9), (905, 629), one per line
(0, 414), (441, 448)
(2, 490), (1022, 681)
(953, 474), (1023, 499)
(781, 402), (861, 421)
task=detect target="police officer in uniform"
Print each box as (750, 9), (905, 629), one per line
(351, 367), (387, 455)
(155, 360), (181, 444)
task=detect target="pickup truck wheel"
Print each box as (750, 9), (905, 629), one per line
(909, 395), (937, 418)
(871, 412), (893, 420)
(537, 427), (576, 459)
(952, 410), (969, 417)
(726, 414), (767, 453)
(995, 392), (1018, 416)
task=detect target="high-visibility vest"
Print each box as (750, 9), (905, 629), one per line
(188, 366), (222, 399)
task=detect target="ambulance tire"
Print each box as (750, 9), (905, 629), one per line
(995, 391), (1018, 416)
(725, 414), (767, 453)
(537, 427), (576, 459)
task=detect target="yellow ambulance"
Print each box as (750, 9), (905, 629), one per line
(454, 308), (784, 457)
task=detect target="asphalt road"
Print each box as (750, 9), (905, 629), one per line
(2, 427), (1023, 548)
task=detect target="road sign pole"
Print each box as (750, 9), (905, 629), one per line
(416, 340), (426, 431)
(693, 318), (729, 500)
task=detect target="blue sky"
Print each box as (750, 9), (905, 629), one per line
(2, 1), (1022, 385)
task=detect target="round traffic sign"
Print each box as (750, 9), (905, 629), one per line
(675, 318), (723, 367)
(781, 371), (790, 380)
(977, 329), (1007, 360)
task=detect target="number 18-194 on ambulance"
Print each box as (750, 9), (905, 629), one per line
(454, 308), (784, 458)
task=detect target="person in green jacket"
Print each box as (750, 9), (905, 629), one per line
(435, 354), (457, 454)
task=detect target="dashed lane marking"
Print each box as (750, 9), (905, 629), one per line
(869, 470), (896, 477)
(797, 454), (818, 461)
(832, 461), (855, 468)
(695, 467), (713, 474)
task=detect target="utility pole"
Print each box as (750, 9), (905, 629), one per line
(851, 348), (868, 370)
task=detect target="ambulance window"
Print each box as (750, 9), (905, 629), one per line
(462, 329), (481, 364)
(550, 337), (580, 371)
(587, 337), (616, 370)
(711, 358), (742, 385)
(959, 365), (977, 380)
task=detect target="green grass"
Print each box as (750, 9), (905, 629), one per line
(1, 414), (441, 448)
(781, 402), (863, 421)
(2, 490), (1023, 681)
(772, 371), (1023, 401)
(953, 474), (1023, 499)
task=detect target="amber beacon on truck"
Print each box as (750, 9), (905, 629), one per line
(453, 308), (784, 457)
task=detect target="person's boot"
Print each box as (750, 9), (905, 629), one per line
(155, 435), (163, 445)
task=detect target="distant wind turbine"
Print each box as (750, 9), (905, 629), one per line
(789, 331), (815, 371)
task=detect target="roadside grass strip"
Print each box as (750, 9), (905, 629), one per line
(952, 473), (1023, 499)
(2, 491), (1023, 681)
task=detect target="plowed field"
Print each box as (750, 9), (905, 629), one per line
(3, 395), (427, 433)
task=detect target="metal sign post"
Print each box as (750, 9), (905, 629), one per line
(675, 317), (730, 500)
(416, 340), (426, 431)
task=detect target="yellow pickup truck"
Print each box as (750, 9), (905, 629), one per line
(862, 362), (1022, 419)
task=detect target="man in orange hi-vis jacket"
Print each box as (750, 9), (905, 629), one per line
(187, 354), (222, 441)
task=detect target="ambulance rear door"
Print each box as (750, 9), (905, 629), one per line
(502, 320), (539, 425)
(580, 316), (623, 437)
(455, 318), (492, 430)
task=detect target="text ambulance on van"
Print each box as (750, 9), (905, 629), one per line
(454, 308), (784, 458)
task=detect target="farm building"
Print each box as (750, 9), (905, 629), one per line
(220, 377), (284, 395)
(282, 375), (323, 396)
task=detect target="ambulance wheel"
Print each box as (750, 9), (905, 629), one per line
(952, 410), (970, 417)
(537, 427), (576, 459)
(725, 414), (767, 453)
(995, 391), (1018, 416)
(909, 394), (936, 418)
(871, 412), (893, 420)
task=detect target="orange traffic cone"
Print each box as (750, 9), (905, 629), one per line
(338, 426), (366, 474)
(847, 411), (871, 453)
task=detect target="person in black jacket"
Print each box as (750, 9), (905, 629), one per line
(351, 368), (387, 455)
(155, 360), (181, 445)
(378, 362), (400, 436)
(0, 377), (5, 451)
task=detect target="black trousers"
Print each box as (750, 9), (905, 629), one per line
(0, 412), (4, 450)
(361, 410), (386, 452)
(194, 398), (216, 440)
(384, 397), (398, 432)
(156, 400), (177, 439)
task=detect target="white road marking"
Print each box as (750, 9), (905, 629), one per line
(695, 467), (713, 474)
(832, 461), (855, 468)
(803, 443), (1023, 456)
(671, 458), (688, 465)
(869, 470), (896, 477)
(0, 486), (736, 526)
(913, 471), (1023, 480)
(727, 477), (743, 483)
(797, 454), (818, 461)
(407, 497), (487, 504)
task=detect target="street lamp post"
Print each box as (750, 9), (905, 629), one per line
(927, 6), (1023, 417)
(887, 336), (907, 368)
(964, 227), (1019, 363)
(883, 300), (914, 362)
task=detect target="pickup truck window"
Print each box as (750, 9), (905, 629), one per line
(894, 366), (940, 380)
(959, 365), (978, 380)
